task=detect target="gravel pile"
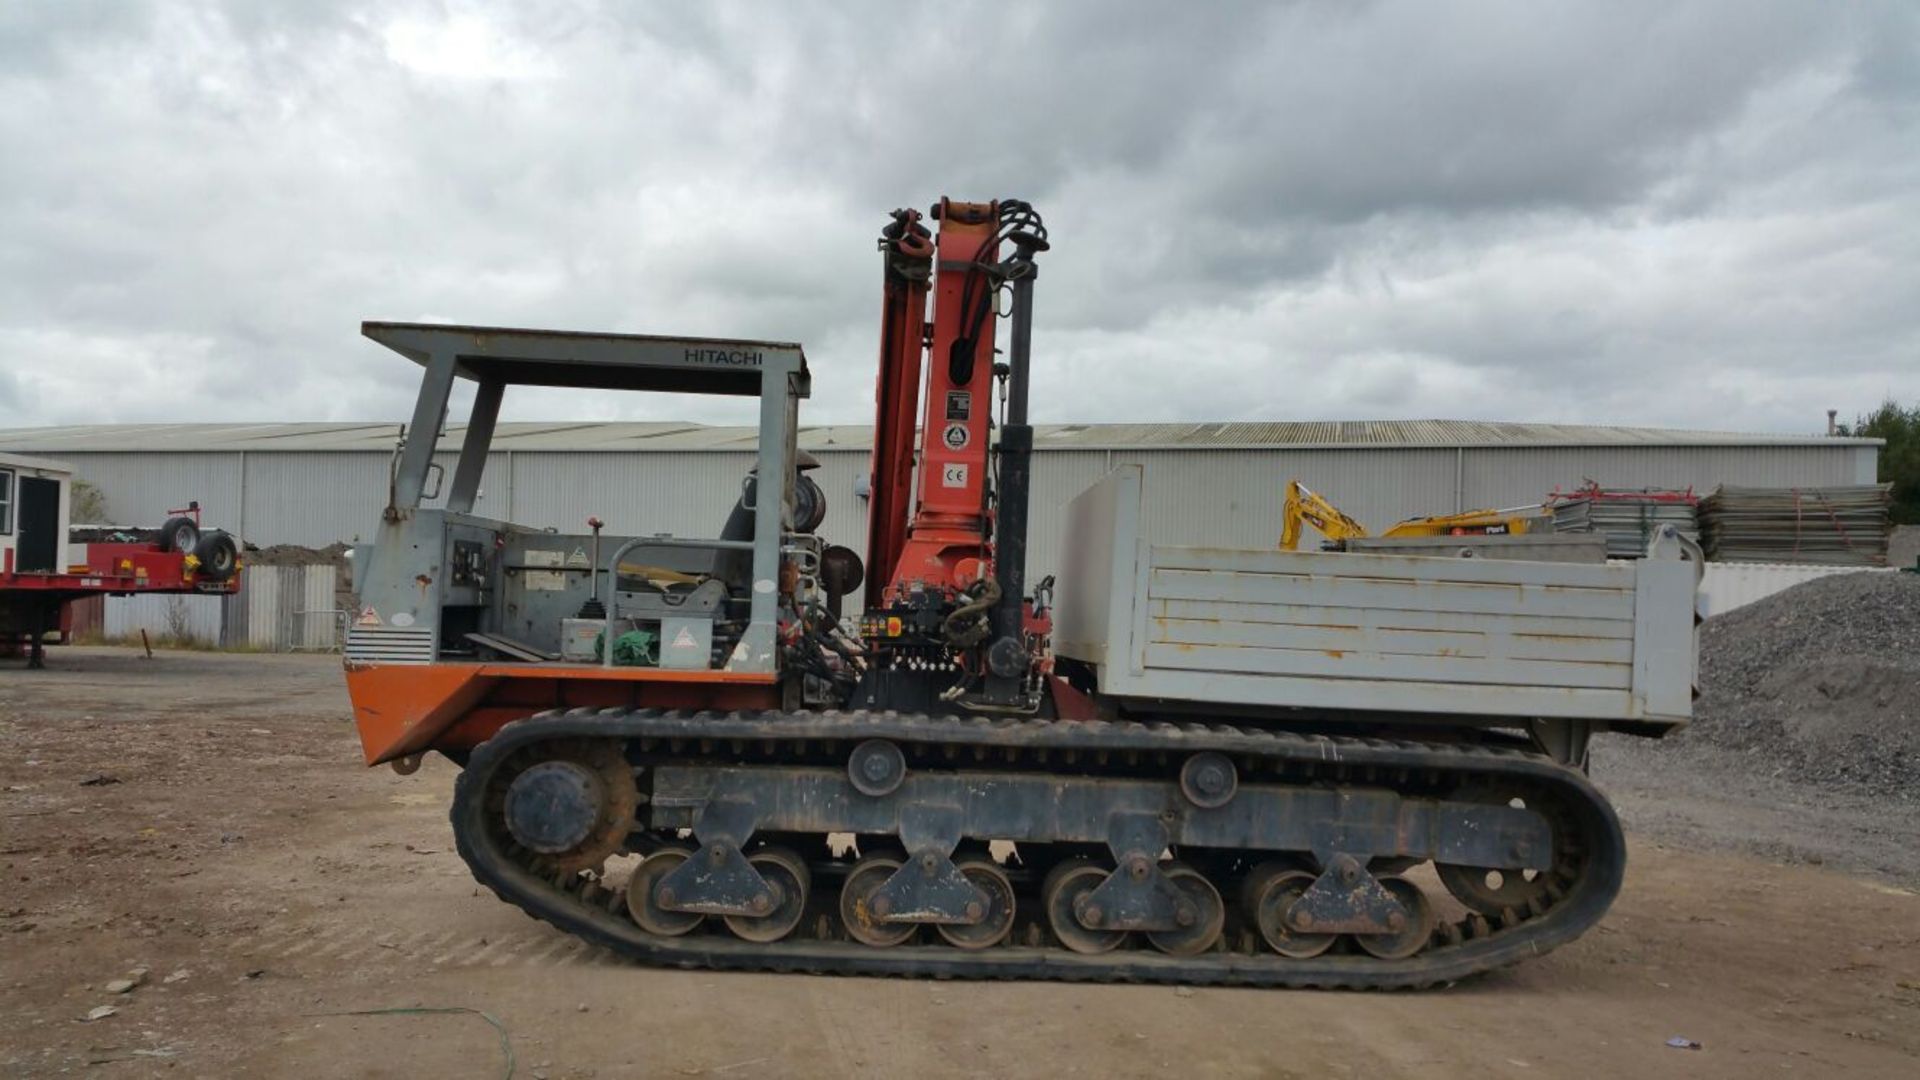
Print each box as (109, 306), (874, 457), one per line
(1666, 570), (1920, 799)
(247, 542), (351, 568)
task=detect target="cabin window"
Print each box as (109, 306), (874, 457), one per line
(0, 469), (13, 534)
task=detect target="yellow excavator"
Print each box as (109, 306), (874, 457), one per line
(1280, 479), (1540, 551)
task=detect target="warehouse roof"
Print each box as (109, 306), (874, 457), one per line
(0, 420), (1880, 454)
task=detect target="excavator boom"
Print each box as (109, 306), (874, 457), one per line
(1282, 478), (1538, 549)
(1280, 479), (1371, 550)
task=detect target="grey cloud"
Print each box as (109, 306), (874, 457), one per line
(0, 0), (1914, 435)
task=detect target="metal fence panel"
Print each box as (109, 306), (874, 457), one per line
(104, 592), (224, 644)
(1696, 563), (1897, 618)
(100, 563), (339, 650)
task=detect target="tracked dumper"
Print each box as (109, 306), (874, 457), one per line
(345, 198), (1699, 988)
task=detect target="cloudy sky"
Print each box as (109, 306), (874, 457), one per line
(2, 1), (1915, 434)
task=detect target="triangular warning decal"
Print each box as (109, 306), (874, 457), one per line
(356, 605), (381, 627)
(673, 627), (698, 648)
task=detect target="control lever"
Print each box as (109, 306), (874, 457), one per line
(578, 516), (606, 620)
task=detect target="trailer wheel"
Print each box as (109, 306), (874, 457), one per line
(158, 516), (200, 554)
(193, 531), (239, 581)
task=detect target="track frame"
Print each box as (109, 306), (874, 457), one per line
(452, 708), (1626, 989)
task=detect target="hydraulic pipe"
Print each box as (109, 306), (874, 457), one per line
(986, 255), (1040, 698)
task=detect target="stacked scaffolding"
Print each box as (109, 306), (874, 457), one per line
(1546, 484), (1701, 559)
(1698, 484), (1892, 566)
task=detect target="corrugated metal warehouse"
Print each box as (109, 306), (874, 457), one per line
(0, 421), (1880, 596)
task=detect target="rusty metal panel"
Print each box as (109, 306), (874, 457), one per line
(1148, 566), (1637, 619)
(1149, 617), (1636, 664)
(1142, 642), (1633, 690)
(1150, 597), (1636, 639)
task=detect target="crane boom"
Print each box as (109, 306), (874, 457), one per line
(862, 209), (933, 597)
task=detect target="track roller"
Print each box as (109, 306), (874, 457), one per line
(626, 849), (703, 936)
(1145, 864), (1225, 956)
(936, 859), (1016, 950)
(1042, 859), (1126, 955)
(1351, 876), (1435, 960)
(840, 855), (916, 947)
(1243, 863), (1336, 958)
(723, 847), (811, 943)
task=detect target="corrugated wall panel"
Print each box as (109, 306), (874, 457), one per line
(1459, 446), (1868, 509)
(1112, 448), (1460, 548)
(1027, 451), (1115, 587)
(36, 445), (1884, 567)
(301, 564), (342, 649)
(57, 452), (242, 532)
(507, 451), (756, 536)
(246, 565), (281, 648)
(244, 452), (387, 546)
(246, 451), (510, 546)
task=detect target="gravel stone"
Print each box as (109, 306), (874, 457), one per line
(1628, 571), (1920, 801)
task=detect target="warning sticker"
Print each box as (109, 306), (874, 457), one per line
(941, 463), (969, 488)
(941, 423), (970, 451)
(356, 605), (381, 627)
(672, 627), (699, 648)
(566, 546), (589, 567)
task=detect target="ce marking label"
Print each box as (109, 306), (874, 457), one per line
(941, 463), (969, 488)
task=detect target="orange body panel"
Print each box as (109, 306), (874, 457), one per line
(345, 661), (780, 765)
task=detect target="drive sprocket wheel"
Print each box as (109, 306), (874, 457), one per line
(495, 738), (637, 876)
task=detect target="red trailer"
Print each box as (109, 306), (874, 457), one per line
(0, 452), (241, 667)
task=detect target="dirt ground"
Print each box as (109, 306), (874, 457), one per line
(2, 649), (1917, 1079)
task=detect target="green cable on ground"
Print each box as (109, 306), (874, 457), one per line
(303, 1007), (514, 1079)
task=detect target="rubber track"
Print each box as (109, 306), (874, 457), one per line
(450, 707), (1627, 989)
